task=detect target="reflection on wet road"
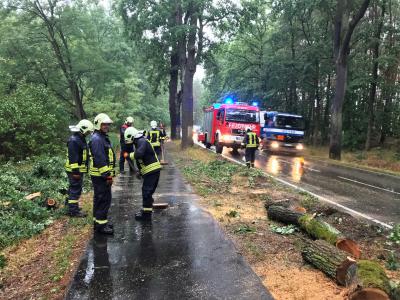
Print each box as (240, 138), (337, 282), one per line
(66, 162), (273, 299)
(218, 146), (400, 226)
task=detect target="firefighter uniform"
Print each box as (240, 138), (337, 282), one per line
(90, 130), (116, 232)
(147, 128), (166, 158)
(119, 123), (134, 172)
(129, 132), (162, 221)
(242, 130), (259, 168)
(65, 132), (89, 216)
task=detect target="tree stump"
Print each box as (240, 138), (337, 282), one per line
(267, 205), (305, 226)
(301, 239), (356, 285)
(348, 260), (391, 300)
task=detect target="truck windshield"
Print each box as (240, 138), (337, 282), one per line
(225, 109), (259, 123)
(275, 116), (305, 130)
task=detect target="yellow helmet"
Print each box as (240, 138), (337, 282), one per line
(125, 116), (134, 124)
(93, 113), (113, 130)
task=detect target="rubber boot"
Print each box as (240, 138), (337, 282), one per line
(135, 210), (152, 222)
(95, 223), (114, 235)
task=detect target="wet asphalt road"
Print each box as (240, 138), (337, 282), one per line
(214, 145), (400, 227)
(66, 162), (273, 300)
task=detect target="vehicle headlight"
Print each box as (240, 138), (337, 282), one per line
(271, 141), (279, 149)
(296, 144), (304, 150)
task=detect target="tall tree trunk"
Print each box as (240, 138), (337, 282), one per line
(322, 74), (331, 144)
(365, 1), (385, 151)
(313, 61), (321, 147)
(181, 11), (197, 149)
(169, 50), (179, 139)
(329, 0), (370, 160)
(330, 59), (347, 160)
(71, 81), (85, 119)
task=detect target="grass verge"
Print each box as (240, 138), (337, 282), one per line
(168, 142), (400, 300)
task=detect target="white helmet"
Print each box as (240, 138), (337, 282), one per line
(77, 119), (94, 135)
(125, 116), (134, 125)
(69, 119), (94, 135)
(124, 127), (142, 144)
(245, 126), (252, 132)
(94, 113), (113, 130)
(150, 120), (157, 129)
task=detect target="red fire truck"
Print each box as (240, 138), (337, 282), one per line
(199, 102), (261, 154)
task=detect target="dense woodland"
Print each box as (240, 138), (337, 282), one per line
(0, 0), (400, 160)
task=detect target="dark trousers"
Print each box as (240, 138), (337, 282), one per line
(245, 148), (257, 168)
(153, 146), (161, 160)
(142, 171), (160, 209)
(119, 150), (134, 172)
(91, 176), (112, 226)
(67, 172), (83, 213)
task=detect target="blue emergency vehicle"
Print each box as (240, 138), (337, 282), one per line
(260, 111), (305, 153)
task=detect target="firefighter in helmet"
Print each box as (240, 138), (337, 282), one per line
(147, 120), (166, 159)
(119, 116), (134, 173)
(241, 126), (259, 168)
(89, 113), (116, 234)
(65, 119), (94, 217)
(125, 126), (162, 221)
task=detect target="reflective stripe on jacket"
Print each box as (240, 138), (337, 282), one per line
(148, 130), (161, 147)
(65, 133), (89, 173)
(244, 132), (259, 148)
(130, 137), (161, 176)
(89, 131), (116, 177)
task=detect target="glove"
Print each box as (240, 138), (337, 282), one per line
(123, 151), (128, 158)
(106, 176), (113, 186)
(72, 173), (81, 180)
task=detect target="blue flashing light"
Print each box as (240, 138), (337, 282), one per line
(213, 103), (222, 109)
(252, 101), (259, 107)
(224, 97), (233, 104)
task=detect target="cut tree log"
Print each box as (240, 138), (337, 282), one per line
(348, 260), (391, 300)
(267, 206), (361, 258)
(264, 199), (293, 209)
(301, 239), (356, 285)
(153, 203), (169, 209)
(267, 205), (305, 226)
(299, 214), (361, 259)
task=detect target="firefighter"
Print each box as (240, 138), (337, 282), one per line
(147, 120), (165, 159)
(65, 119), (94, 217)
(125, 127), (162, 221)
(242, 127), (259, 168)
(119, 116), (134, 173)
(90, 113), (116, 234)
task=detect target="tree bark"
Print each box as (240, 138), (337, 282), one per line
(365, 1), (385, 151)
(169, 50), (179, 140)
(267, 205), (305, 225)
(348, 260), (391, 300)
(301, 239), (357, 286)
(181, 5), (198, 149)
(329, 0), (371, 160)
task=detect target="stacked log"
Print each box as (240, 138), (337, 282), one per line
(268, 204), (393, 299)
(301, 239), (356, 285)
(267, 205), (361, 258)
(301, 240), (391, 299)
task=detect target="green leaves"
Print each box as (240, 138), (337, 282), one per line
(0, 155), (71, 251)
(269, 224), (297, 235)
